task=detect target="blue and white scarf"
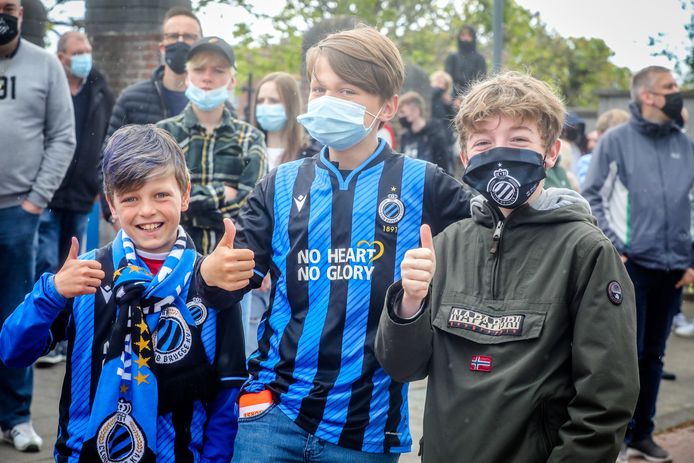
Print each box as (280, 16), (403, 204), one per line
(79, 227), (216, 463)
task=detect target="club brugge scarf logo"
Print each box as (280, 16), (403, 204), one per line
(96, 399), (146, 463)
(153, 306), (193, 364)
(378, 193), (405, 224)
(486, 168), (520, 207)
(187, 297), (207, 325)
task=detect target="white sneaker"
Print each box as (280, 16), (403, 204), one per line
(2, 421), (43, 452)
(675, 320), (694, 337)
(672, 313), (689, 329)
(616, 443), (629, 462)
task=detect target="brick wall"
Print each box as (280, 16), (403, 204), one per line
(89, 32), (162, 96)
(84, 0), (190, 97)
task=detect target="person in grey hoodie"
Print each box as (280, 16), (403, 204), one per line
(582, 65), (694, 462)
(377, 72), (638, 463)
(0, 0), (75, 453)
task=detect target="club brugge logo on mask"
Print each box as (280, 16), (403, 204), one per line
(486, 168), (521, 207)
(378, 193), (405, 224)
(186, 297), (207, 326)
(153, 306), (192, 364)
(96, 398), (146, 463)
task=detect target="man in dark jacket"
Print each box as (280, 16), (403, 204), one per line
(583, 65), (694, 462)
(444, 25), (487, 96)
(34, 31), (114, 365)
(106, 7), (202, 137)
(398, 91), (451, 172)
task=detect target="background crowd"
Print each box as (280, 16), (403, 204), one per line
(1, 1), (693, 462)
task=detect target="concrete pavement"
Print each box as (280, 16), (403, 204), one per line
(2, 318), (694, 462)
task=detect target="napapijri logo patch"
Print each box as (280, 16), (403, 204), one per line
(607, 280), (623, 305)
(448, 307), (525, 336)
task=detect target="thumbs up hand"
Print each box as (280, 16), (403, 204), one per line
(54, 237), (105, 298)
(399, 225), (437, 318)
(200, 218), (256, 291)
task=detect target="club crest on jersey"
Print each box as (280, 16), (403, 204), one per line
(378, 193), (405, 224)
(152, 306), (192, 364)
(486, 168), (520, 207)
(96, 398), (146, 463)
(186, 297), (207, 325)
(448, 307), (525, 336)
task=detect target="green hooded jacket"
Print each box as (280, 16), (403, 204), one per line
(376, 189), (639, 463)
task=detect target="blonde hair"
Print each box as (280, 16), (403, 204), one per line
(400, 91), (426, 115)
(430, 70), (453, 92)
(185, 50), (235, 75)
(455, 71), (565, 152)
(305, 25), (404, 101)
(595, 108), (629, 134)
(253, 72), (308, 164)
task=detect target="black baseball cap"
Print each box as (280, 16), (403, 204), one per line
(187, 36), (236, 69)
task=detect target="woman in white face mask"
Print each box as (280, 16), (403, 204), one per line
(241, 72), (321, 357)
(156, 37), (267, 255)
(252, 72), (321, 172)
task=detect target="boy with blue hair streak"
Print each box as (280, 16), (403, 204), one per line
(201, 25), (471, 462)
(0, 125), (253, 462)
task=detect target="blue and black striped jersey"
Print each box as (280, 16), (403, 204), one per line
(234, 140), (471, 453)
(0, 245), (247, 463)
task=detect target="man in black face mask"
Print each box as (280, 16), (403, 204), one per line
(106, 7), (202, 139)
(583, 65), (694, 463)
(444, 25), (487, 97)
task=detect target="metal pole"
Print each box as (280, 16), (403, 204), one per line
(493, 0), (504, 72)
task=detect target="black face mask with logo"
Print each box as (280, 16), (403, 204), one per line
(164, 42), (190, 75)
(0, 13), (19, 46)
(463, 147), (546, 210)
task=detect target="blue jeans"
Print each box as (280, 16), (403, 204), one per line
(0, 205), (40, 429)
(624, 261), (683, 443)
(35, 208), (89, 276)
(231, 404), (400, 463)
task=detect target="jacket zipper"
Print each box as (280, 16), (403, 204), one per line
(653, 137), (671, 270)
(490, 219), (504, 298)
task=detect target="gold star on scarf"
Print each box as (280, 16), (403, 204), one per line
(134, 370), (150, 385)
(113, 267), (124, 279)
(135, 337), (150, 353)
(136, 319), (149, 334)
(120, 385), (128, 394)
(135, 355), (150, 369)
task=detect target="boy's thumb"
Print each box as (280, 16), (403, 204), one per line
(420, 224), (434, 251)
(67, 236), (80, 261)
(218, 218), (236, 249)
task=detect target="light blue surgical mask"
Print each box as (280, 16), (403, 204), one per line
(185, 82), (230, 112)
(297, 95), (383, 151)
(256, 104), (287, 132)
(70, 53), (92, 79)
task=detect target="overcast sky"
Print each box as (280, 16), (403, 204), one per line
(47, 0), (692, 76)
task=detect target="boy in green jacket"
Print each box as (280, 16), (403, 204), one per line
(375, 71), (639, 463)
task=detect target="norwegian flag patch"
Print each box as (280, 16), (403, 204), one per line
(470, 355), (492, 372)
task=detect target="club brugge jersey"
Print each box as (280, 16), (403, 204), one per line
(234, 140), (471, 453)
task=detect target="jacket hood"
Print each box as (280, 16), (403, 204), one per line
(150, 64), (166, 83)
(628, 101), (681, 138)
(471, 187), (594, 228)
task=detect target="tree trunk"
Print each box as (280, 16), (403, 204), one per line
(85, 0), (191, 96)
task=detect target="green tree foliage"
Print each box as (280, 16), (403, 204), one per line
(218, 0), (631, 107)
